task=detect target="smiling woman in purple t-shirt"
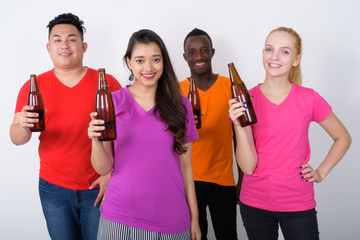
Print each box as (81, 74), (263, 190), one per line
(88, 29), (201, 240)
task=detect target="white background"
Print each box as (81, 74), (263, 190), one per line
(1, 0), (359, 239)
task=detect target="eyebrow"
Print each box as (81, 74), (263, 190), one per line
(52, 33), (78, 38)
(134, 54), (162, 59)
(265, 44), (291, 49)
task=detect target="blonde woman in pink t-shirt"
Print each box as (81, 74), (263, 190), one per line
(229, 27), (351, 240)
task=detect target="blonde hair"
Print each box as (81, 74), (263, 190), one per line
(268, 27), (303, 85)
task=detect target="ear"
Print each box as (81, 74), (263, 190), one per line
(126, 57), (132, 70)
(211, 48), (215, 57)
(183, 53), (187, 62)
(46, 43), (50, 53)
(82, 42), (88, 53)
(293, 54), (301, 67)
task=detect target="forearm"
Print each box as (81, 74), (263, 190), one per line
(316, 132), (352, 180)
(182, 163), (199, 223)
(10, 121), (32, 145)
(91, 140), (114, 175)
(234, 125), (258, 175)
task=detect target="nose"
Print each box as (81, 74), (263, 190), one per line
(271, 50), (279, 60)
(144, 61), (154, 72)
(60, 41), (70, 49)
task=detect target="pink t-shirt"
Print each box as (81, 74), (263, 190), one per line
(240, 83), (332, 212)
(101, 86), (199, 234)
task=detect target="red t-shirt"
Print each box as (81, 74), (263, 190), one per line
(15, 68), (122, 190)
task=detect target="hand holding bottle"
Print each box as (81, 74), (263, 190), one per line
(88, 112), (105, 140)
(228, 98), (247, 127)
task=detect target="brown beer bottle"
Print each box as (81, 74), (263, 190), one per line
(95, 68), (116, 141)
(27, 74), (45, 132)
(187, 76), (201, 129)
(228, 62), (257, 127)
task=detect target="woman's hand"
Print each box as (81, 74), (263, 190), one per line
(228, 98), (246, 126)
(190, 220), (201, 240)
(300, 163), (325, 183)
(88, 112), (105, 140)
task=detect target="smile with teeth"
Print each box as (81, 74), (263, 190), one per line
(142, 73), (156, 80)
(195, 62), (205, 66)
(269, 63), (281, 68)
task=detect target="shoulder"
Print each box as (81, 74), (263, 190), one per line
(293, 84), (321, 97)
(249, 84), (261, 95)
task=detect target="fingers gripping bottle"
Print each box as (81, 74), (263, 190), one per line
(228, 62), (257, 126)
(28, 74), (45, 132)
(95, 68), (116, 141)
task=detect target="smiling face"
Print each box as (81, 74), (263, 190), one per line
(126, 42), (164, 89)
(46, 24), (87, 70)
(263, 31), (301, 80)
(183, 35), (214, 77)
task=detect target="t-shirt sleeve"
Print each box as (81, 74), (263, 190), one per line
(312, 90), (332, 123)
(182, 96), (199, 143)
(14, 80), (30, 113)
(106, 74), (122, 92)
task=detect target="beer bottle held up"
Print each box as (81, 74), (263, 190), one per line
(187, 76), (201, 129)
(228, 62), (257, 127)
(95, 68), (116, 141)
(27, 74), (45, 132)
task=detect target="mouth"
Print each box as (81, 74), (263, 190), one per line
(58, 52), (73, 56)
(269, 63), (281, 68)
(194, 62), (206, 69)
(141, 73), (157, 80)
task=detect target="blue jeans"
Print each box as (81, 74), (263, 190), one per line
(39, 178), (100, 240)
(240, 202), (319, 240)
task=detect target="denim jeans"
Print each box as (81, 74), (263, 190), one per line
(240, 202), (319, 240)
(39, 178), (100, 240)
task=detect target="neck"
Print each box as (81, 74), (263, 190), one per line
(262, 74), (292, 93)
(190, 71), (217, 91)
(53, 66), (87, 87)
(130, 81), (157, 99)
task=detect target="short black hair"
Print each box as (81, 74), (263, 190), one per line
(47, 13), (86, 40)
(183, 28), (213, 51)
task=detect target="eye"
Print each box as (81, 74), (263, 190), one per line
(201, 48), (209, 53)
(188, 50), (196, 56)
(265, 48), (272, 52)
(135, 59), (144, 64)
(153, 58), (161, 63)
(68, 39), (76, 42)
(282, 50), (290, 54)
(54, 39), (61, 42)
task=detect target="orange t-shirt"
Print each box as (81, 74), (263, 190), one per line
(180, 75), (235, 186)
(15, 68), (122, 190)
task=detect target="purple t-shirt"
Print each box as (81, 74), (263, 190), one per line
(240, 83), (332, 212)
(101, 86), (198, 234)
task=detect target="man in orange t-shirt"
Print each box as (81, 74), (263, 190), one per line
(180, 28), (242, 240)
(10, 13), (121, 240)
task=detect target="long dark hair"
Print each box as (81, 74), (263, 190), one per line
(124, 29), (188, 154)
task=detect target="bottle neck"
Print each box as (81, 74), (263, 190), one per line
(189, 76), (197, 91)
(98, 71), (108, 89)
(30, 76), (39, 92)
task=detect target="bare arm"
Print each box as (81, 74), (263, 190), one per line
(9, 106), (39, 145)
(180, 142), (201, 240)
(300, 112), (352, 182)
(88, 112), (114, 175)
(229, 99), (258, 175)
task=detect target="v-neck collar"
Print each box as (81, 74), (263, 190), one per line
(125, 86), (156, 114)
(258, 82), (294, 107)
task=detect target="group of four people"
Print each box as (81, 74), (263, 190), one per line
(10, 12), (351, 240)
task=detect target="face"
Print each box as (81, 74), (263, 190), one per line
(126, 42), (163, 88)
(183, 35), (214, 76)
(46, 24), (87, 70)
(262, 31), (301, 79)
